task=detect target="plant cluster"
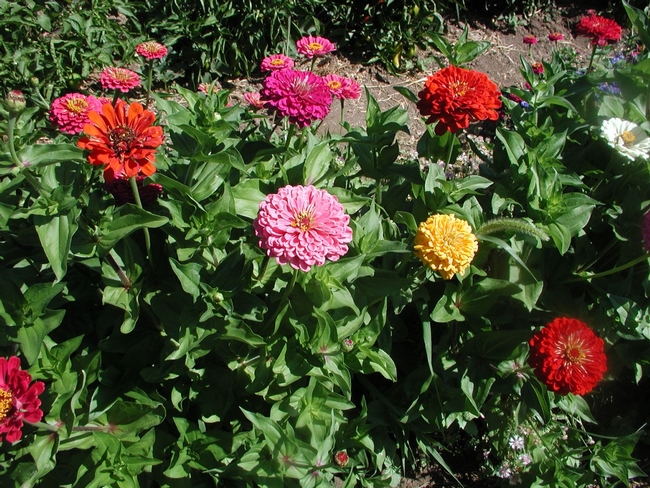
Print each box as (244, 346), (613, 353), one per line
(1, 2), (650, 488)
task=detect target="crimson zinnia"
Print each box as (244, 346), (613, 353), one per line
(528, 317), (607, 396)
(77, 100), (164, 182)
(416, 66), (501, 135)
(575, 14), (622, 46)
(260, 69), (332, 128)
(253, 185), (353, 272)
(0, 356), (45, 442)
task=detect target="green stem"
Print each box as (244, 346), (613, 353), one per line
(564, 254), (648, 283)
(587, 43), (598, 74)
(106, 249), (133, 289)
(340, 99), (345, 129)
(146, 59), (153, 107)
(264, 268), (298, 330)
(7, 114), (48, 195)
(375, 178), (382, 205)
(310, 58), (316, 72)
(112, 91), (120, 105)
(28, 421), (59, 432)
(129, 176), (154, 267)
(443, 131), (456, 176)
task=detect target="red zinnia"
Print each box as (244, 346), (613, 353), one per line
(77, 100), (164, 182)
(135, 41), (168, 60)
(523, 35), (538, 45)
(548, 32), (564, 42)
(416, 66), (502, 135)
(575, 14), (622, 46)
(528, 317), (607, 396)
(0, 356), (45, 442)
(99, 67), (141, 93)
(532, 62), (544, 75)
(260, 69), (332, 128)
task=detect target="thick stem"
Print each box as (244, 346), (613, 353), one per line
(129, 176), (154, 267)
(146, 59), (153, 107)
(340, 99), (345, 128)
(8, 115), (48, 195)
(587, 43), (598, 74)
(106, 249), (133, 289)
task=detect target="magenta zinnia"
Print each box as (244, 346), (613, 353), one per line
(296, 36), (336, 58)
(49, 93), (102, 135)
(260, 69), (332, 127)
(135, 41), (168, 60)
(528, 317), (607, 396)
(523, 35), (538, 45)
(260, 54), (294, 72)
(548, 32), (564, 42)
(0, 356), (45, 442)
(100, 67), (141, 93)
(323, 75), (361, 100)
(253, 185), (353, 272)
(417, 65), (502, 135)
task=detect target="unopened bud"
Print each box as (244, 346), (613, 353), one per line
(341, 338), (354, 352)
(334, 450), (349, 467)
(5, 90), (26, 114)
(29, 77), (40, 87)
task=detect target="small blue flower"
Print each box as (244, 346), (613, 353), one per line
(598, 82), (621, 96)
(520, 101), (530, 109)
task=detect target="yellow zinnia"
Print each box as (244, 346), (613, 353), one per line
(413, 214), (478, 280)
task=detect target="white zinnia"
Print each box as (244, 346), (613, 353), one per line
(601, 117), (650, 161)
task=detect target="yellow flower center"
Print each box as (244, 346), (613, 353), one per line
(328, 81), (342, 90)
(308, 42), (323, 52)
(0, 388), (13, 422)
(291, 207), (315, 231)
(66, 97), (88, 114)
(564, 345), (586, 363)
(449, 80), (471, 97)
(110, 68), (132, 82)
(271, 59), (285, 66)
(141, 42), (160, 54)
(621, 130), (636, 145)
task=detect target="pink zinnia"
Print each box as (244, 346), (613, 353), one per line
(548, 32), (564, 42)
(49, 93), (102, 135)
(135, 41), (168, 60)
(243, 92), (265, 109)
(339, 77), (361, 100)
(296, 35), (336, 58)
(260, 54), (294, 72)
(253, 185), (353, 272)
(643, 212), (650, 252)
(260, 69), (332, 127)
(523, 35), (538, 45)
(100, 67), (141, 93)
(0, 356), (45, 442)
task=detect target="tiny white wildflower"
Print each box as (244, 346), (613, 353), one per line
(519, 453), (532, 465)
(509, 435), (525, 450)
(498, 463), (512, 478)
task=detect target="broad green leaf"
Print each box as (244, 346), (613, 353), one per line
(303, 141), (332, 186)
(34, 207), (80, 282)
(169, 258), (201, 300)
(98, 204), (168, 255)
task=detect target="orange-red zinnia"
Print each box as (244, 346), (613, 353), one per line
(528, 317), (607, 396)
(77, 100), (164, 182)
(416, 66), (501, 135)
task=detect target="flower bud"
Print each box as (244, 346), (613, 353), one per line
(29, 77), (40, 87)
(4, 90), (26, 114)
(334, 450), (349, 467)
(341, 338), (354, 352)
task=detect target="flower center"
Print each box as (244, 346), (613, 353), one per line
(308, 42), (323, 52)
(141, 42), (160, 54)
(271, 58), (285, 66)
(328, 81), (342, 90)
(0, 388), (13, 422)
(108, 126), (136, 156)
(291, 76), (312, 96)
(111, 69), (132, 82)
(449, 80), (471, 97)
(66, 97), (88, 114)
(564, 345), (586, 363)
(291, 207), (315, 231)
(621, 131), (636, 145)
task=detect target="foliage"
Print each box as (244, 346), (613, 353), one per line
(1, 2), (650, 488)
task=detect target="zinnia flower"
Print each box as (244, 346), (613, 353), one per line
(296, 35), (336, 58)
(105, 175), (163, 206)
(532, 62), (544, 75)
(253, 185), (353, 272)
(198, 82), (218, 94)
(523, 35), (538, 45)
(243, 92), (265, 109)
(528, 317), (607, 395)
(49, 93), (102, 135)
(260, 69), (332, 128)
(416, 66), (502, 135)
(322, 75), (361, 100)
(601, 118), (650, 161)
(413, 213), (478, 280)
(548, 32), (564, 42)
(334, 451), (349, 467)
(0, 356), (45, 442)
(260, 54), (294, 72)
(135, 41), (168, 60)
(99, 67), (141, 93)
(77, 100), (164, 182)
(643, 211), (650, 253)
(575, 14), (622, 46)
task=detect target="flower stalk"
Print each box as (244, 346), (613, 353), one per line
(129, 176), (154, 268)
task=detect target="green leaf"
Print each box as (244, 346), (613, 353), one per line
(98, 204), (168, 256)
(17, 144), (84, 167)
(624, 1), (650, 51)
(34, 207), (80, 282)
(232, 179), (266, 219)
(393, 85), (418, 104)
(169, 258), (201, 300)
(303, 141), (332, 186)
(17, 310), (65, 364)
(359, 346), (397, 382)
(496, 128), (527, 166)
